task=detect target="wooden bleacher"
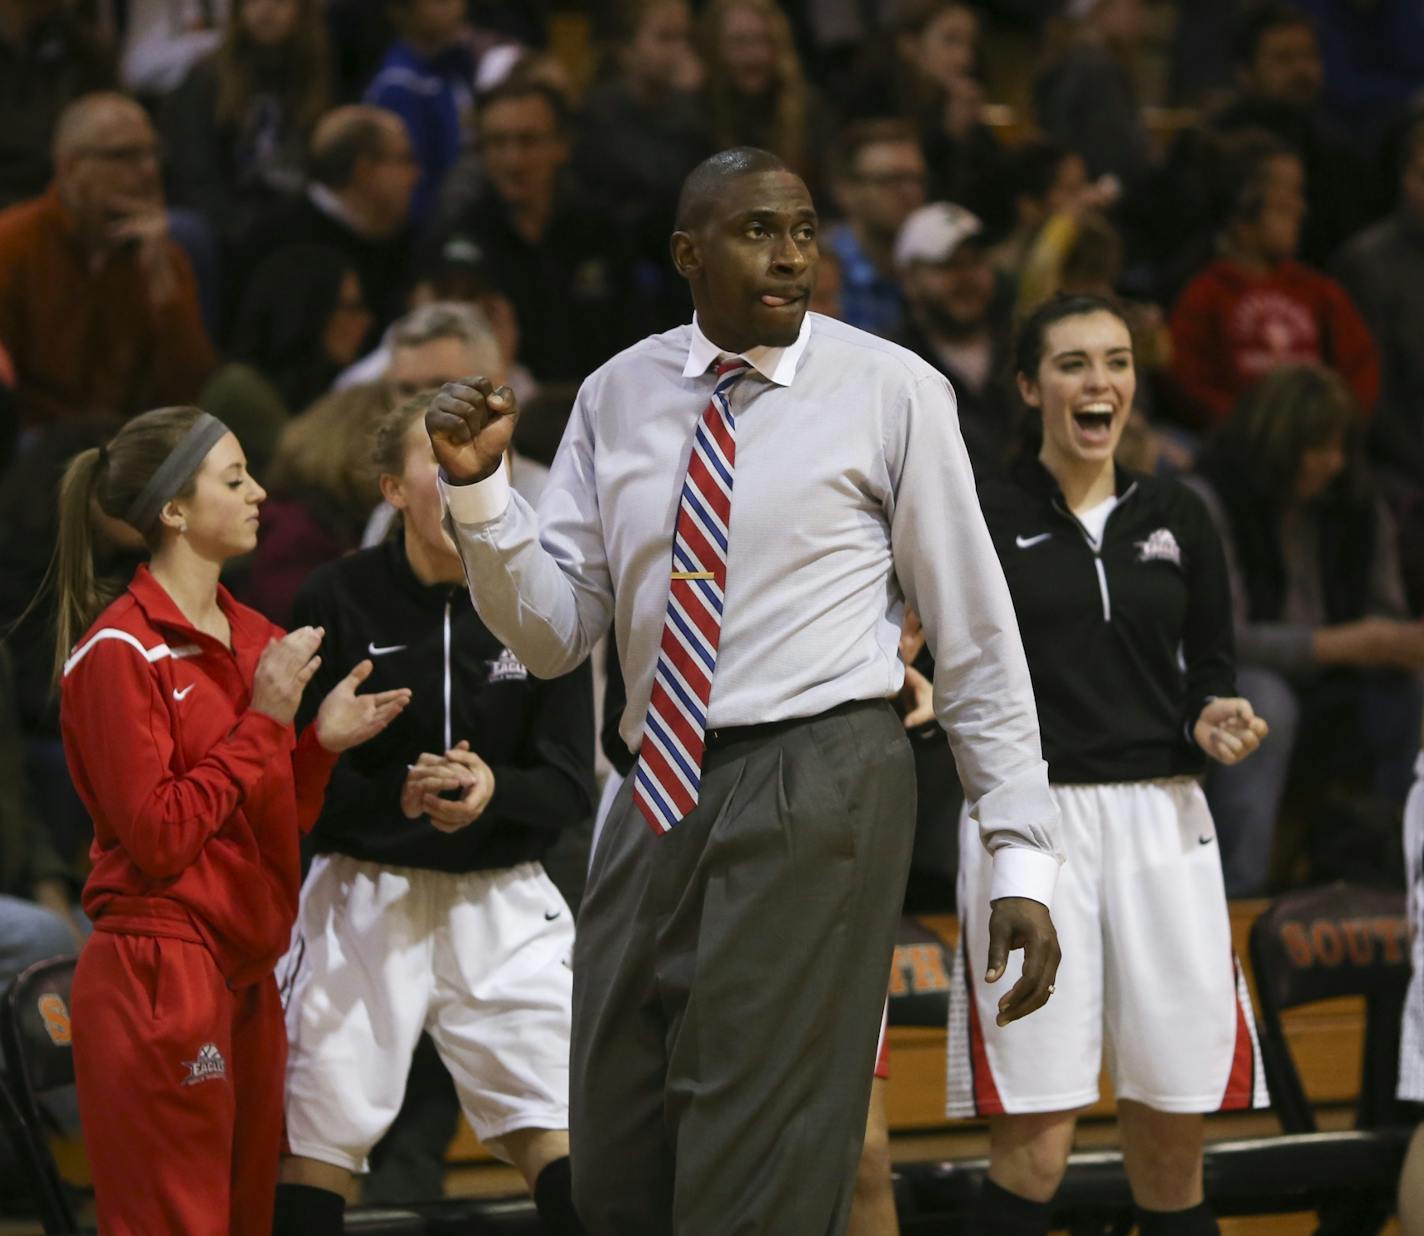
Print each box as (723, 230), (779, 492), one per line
(442, 900), (1370, 1194)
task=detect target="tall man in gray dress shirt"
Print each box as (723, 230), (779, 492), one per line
(426, 148), (1064, 1236)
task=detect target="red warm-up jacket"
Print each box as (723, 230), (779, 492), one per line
(1169, 257), (1380, 427)
(60, 565), (338, 988)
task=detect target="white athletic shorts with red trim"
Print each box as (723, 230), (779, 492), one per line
(278, 855), (574, 1172)
(947, 777), (1268, 1117)
(1397, 753), (1424, 1102)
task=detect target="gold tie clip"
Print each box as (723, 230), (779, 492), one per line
(671, 571), (716, 581)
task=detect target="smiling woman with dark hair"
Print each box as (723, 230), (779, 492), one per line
(962, 292), (1270, 1236)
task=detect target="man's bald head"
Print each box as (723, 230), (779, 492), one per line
(309, 105), (405, 189)
(669, 146), (817, 354)
(675, 147), (793, 233)
(52, 92), (152, 164)
(51, 92), (163, 246)
(308, 104), (417, 237)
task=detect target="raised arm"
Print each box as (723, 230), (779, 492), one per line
(429, 376), (614, 677)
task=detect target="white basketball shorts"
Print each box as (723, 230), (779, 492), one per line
(948, 777), (1268, 1117)
(278, 855), (575, 1172)
(1397, 753), (1424, 1103)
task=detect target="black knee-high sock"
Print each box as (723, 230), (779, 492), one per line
(534, 1156), (588, 1236)
(272, 1183), (345, 1236)
(1135, 1200), (1220, 1235)
(972, 1177), (1052, 1236)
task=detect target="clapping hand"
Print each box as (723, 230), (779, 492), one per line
(314, 659), (411, 753)
(251, 627), (326, 726)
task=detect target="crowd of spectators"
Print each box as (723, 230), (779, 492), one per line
(1, 0), (1422, 1053)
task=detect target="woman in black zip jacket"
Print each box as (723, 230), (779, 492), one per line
(951, 294), (1270, 1236)
(271, 392), (594, 1236)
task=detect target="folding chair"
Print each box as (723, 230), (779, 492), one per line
(0, 1070), (73, 1231)
(1, 955), (83, 1234)
(1248, 881), (1412, 1233)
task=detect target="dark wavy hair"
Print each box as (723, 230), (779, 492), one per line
(228, 243), (359, 413)
(1195, 363), (1372, 623)
(1012, 291), (1133, 381)
(214, 0), (331, 138)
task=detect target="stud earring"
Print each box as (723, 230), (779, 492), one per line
(180, 521), (188, 534)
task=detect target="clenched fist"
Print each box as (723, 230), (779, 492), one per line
(425, 376), (520, 485)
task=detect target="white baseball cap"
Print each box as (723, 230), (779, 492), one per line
(894, 202), (985, 268)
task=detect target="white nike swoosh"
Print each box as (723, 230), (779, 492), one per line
(368, 642), (407, 656)
(173, 684), (195, 701)
(1015, 533), (1053, 549)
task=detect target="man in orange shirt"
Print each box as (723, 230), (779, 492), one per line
(0, 92), (215, 432)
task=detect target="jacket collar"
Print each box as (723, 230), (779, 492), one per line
(1012, 454), (1139, 506)
(382, 535), (466, 606)
(126, 563), (261, 650)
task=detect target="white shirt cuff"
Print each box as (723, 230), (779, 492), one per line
(439, 466), (510, 525)
(988, 846), (1060, 909)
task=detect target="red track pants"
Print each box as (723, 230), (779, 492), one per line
(72, 928), (285, 1235)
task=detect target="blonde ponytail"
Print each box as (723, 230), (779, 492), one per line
(51, 447), (116, 686)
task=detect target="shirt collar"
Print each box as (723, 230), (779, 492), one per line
(308, 182), (365, 235)
(682, 312), (813, 387)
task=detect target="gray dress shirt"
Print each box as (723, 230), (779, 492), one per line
(441, 312), (1063, 905)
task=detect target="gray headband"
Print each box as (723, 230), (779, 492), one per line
(124, 413), (230, 533)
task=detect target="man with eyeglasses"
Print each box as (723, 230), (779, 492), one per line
(825, 118), (928, 338)
(0, 91), (215, 434)
(432, 78), (636, 386)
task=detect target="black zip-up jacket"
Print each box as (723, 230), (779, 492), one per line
(978, 458), (1236, 784)
(292, 539), (596, 871)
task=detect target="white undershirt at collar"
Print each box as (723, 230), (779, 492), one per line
(308, 183), (367, 237)
(682, 312), (813, 387)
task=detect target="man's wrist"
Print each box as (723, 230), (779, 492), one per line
(441, 460), (502, 487)
(440, 465), (510, 524)
(988, 846), (1059, 909)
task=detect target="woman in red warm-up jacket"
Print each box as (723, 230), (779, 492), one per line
(53, 406), (410, 1236)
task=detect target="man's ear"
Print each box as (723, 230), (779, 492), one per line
(670, 230), (700, 281)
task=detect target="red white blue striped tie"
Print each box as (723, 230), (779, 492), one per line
(633, 357), (750, 834)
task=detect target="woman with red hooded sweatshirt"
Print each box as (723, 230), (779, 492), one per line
(54, 405), (410, 1235)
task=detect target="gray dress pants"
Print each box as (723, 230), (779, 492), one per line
(569, 699), (917, 1236)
